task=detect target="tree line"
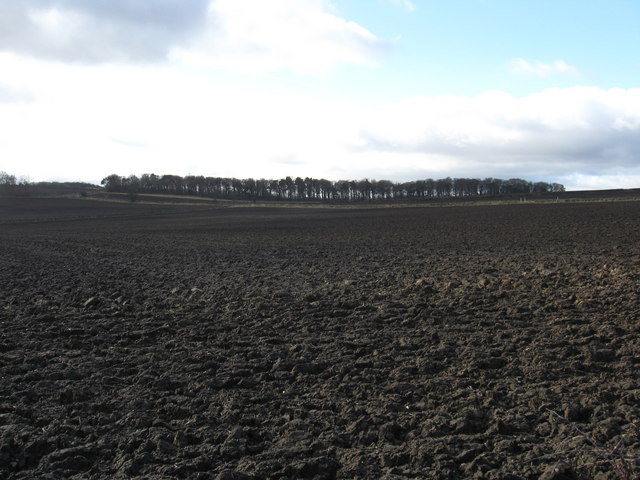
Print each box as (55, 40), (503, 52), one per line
(100, 173), (565, 201)
(0, 171), (98, 196)
(0, 171), (31, 195)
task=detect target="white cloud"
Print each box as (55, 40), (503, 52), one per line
(170, 0), (384, 74)
(353, 87), (640, 186)
(0, 0), (209, 62)
(509, 58), (579, 77)
(559, 171), (640, 191)
(0, 0), (383, 74)
(0, 82), (33, 103)
(0, 52), (360, 182)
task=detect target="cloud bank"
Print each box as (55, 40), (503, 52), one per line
(0, 0), (210, 62)
(2, 47), (638, 191)
(0, 0), (383, 73)
(352, 87), (640, 187)
(171, 0), (383, 74)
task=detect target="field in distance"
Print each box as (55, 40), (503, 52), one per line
(1, 197), (639, 479)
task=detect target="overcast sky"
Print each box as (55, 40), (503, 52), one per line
(1, 0), (639, 190)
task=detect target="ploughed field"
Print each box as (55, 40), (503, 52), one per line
(1, 198), (639, 479)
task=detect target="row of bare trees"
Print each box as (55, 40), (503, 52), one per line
(100, 173), (565, 201)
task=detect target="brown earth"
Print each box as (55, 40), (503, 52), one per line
(0, 197), (639, 479)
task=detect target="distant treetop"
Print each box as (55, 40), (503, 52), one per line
(100, 173), (565, 202)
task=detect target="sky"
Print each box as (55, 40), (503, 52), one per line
(1, 0), (640, 190)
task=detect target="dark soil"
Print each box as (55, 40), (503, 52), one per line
(1, 198), (639, 479)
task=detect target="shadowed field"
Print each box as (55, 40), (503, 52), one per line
(1, 197), (639, 479)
